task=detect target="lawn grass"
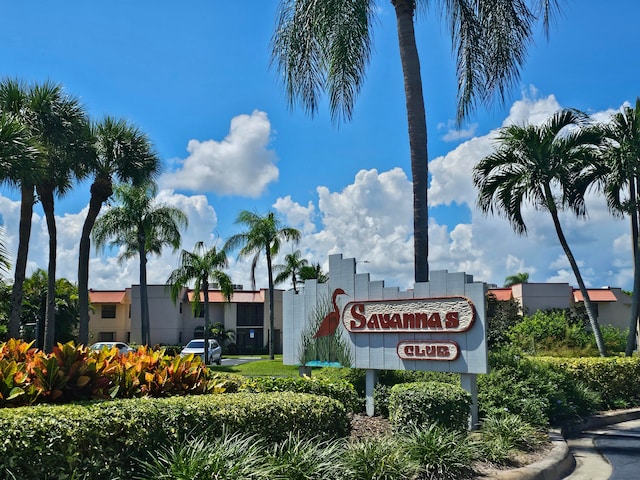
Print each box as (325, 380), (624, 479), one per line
(210, 356), (301, 377)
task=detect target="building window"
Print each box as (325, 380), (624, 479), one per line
(98, 332), (115, 341)
(101, 304), (116, 318)
(237, 303), (263, 326)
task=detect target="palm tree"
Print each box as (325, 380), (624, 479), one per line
(299, 262), (329, 284)
(271, 0), (560, 283)
(28, 81), (90, 352)
(77, 117), (161, 346)
(586, 99), (640, 355)
(273, 249), (308, 293)
(473, 108), (607, 356)
(93, 182), (188, 345)
(0, 227), (10, 275)
(0, 79), (46, 340)
(504, 272), (529, 287)
(167, 242), (233, 364)
(0, 114), (41, 278)
(224, 210), (301, 359)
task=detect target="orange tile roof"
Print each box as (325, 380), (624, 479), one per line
(187, 290), (265, 303)
(488, 288), (513, 301)
(89, 290), (127, 304)
(573, 289), (617, 302)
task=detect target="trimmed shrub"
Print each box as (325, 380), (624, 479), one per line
(539, 355), (640, 409)
(0, 392), (349, 479)
(479, 349), (602, 426)
(388, 381), (471, 432)
(240, 375), (360, 413)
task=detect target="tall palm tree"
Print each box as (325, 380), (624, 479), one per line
(0, 79), (46, 340)
(273, 249), (308, 293)
(299, 262), (329, 284)
(585, 99), (640, 355)
(28, 81), (90, 352)
(473, 108), (607, 356)
(0, 114), (41, 278)
(504, 272), (529, 287)
(224, 210), (301, 359)
(77, 117), (161, 346)
(167, 242), (233, 364)
(271, 0), (560, 283)
(92, 182), (188, 345)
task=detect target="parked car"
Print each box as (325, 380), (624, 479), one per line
(89, 341), (135, 354)
(180, 338), (222, 365)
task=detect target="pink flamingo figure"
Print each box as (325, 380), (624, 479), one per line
(313, 288), (347, 338)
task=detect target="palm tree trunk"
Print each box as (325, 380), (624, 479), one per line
(138, 233), (150, 345)
(392, 0), (429, 283)
(8, 184), (35, 339)
(266, 249), (275, 360)
(203, 278), (210, 364)
(626, 176), (640, 355)
(39, 185), (57, 353)
(78, 179), (112, 346)
(545, 185), (606, 356)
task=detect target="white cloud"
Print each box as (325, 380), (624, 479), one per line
(161, 110), (279, 197)
(273, 196), (316, 235)
(1, 93), (636, 296)
(269, 94), (634, 292)
(429, 135), (495, 207)
(437, 120), (479, 142)
(503, 91), (561, 126)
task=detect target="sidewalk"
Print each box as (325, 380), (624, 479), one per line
(482, 407), (640, 480)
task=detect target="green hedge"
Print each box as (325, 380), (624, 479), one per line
(538, 356), (640, 409)
(479, 349), (603, 426)
(388, 381), (471, 432)
(0, 392), (349, 479)
(239, 375), (360, 413)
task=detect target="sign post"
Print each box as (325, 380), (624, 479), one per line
(282, 254), (488, 427)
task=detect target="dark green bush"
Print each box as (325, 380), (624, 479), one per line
(342, 435), (419, 480)
(402, 423), (479, 480)
(239, 375), (360, 413)
(486, 295), (522, 348)
(597, 326), (629, 355)
(479, 348), (601, 426)
(315, 367), (366, 396)
(0, 392), (349, 479)
(539, 355), (640, 409)
(315, 367), (456, 416)
(136, 432), (271, 480)
(507, 309), (591, 353)
(388, 381), (471, 432)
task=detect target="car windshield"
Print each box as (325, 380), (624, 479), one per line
(185, 340), (204, 349)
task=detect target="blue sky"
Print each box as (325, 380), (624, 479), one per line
(1, 1), (639, 292)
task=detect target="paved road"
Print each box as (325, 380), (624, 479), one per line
(218, 356), (261, 367)
(591, 418), (640, 479)
(565, 418), (640, 479)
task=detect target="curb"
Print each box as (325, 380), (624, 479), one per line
(484, 431), (573, 480)
(483, 407), (640, 480)
(562, 407), (640, 437)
